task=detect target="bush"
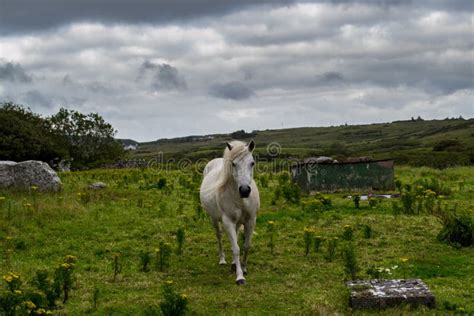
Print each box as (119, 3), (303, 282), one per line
(160, 281), (188, 316)
(436, 210), (473, 248)
(0, 102), (124, 169)
(342, 244), (359, 280)
(314, 193), (332, 210)
(433, 139), (464, 152)
(0, 102), (67, 162)
(274, 172), (300, 204)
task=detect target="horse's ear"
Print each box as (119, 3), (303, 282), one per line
(247, 140), (255, 152)
(226, 142), (233, 151)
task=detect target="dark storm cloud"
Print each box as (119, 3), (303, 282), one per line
(0, 61), (32, 83)
(1, 0), (471, 35)
(139, 61), (187, 91)
(209, 81), (256, 100)
(0, 0), (300, 34)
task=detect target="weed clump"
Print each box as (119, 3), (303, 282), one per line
(342, 244), (359, 280)
(435, 206), (473, 248)
(160, 281), (188, 316)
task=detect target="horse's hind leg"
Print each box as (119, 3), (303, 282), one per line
(212, 218), (226, 265)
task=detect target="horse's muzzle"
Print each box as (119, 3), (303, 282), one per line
(239, 185), (251, 198)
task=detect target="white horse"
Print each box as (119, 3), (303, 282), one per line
(200, 140), (260, 285)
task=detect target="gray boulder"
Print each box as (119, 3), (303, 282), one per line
(0, 160), (62, 192)
(89, 182), (107, 190)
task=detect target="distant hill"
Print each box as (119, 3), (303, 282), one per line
(131, 118), (474, 168)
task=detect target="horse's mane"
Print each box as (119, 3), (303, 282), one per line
(206, 140), (249, 193)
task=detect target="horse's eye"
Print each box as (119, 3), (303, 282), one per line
(232, 162), (236, 167)
(251, 162), (255, 167)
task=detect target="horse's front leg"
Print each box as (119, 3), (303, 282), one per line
(211, 218), (226, 265)
(222, 215), (245, 285)
(242, 217), (256, 275)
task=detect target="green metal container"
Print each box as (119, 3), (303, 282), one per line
(291, 159), (395, 192)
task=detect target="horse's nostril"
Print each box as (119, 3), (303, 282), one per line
(239, 185), (251, 197)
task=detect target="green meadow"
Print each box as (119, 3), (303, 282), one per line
(1, 165), (473, 315)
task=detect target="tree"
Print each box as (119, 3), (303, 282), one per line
(0, 102), (66, 162)
(48, 108), (123, 169)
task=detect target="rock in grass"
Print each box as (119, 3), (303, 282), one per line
(89, 182), (107, 190)
(346, 279), (435, 310)
(0, 160), (62, 192)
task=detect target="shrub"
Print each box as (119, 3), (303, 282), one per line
(352, 194), (360, 209)
(436, 209), (473, 248)
(160, 281), (188, 316)
(139, 251), (152, 272)
(54, 255), (77, 303)
(112, 253), (122, 282)
(274, 172), (300, 204)
(314, 193), (332, 210)
(342, 244), (359, 280)
(176, 227), (185, 255)
(314, 236), (323, 253)
(303, 228), (315, 256)
(32, 270), (59, 308)
(342, 225), (353, 241)
(414, 178), (451, 196)
(156, 242), (172, 272)
(362, 224), (372, 239)
(325, 237), (338, 261)
(368, 197), (380, 208)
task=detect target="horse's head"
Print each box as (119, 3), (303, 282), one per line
(224, 140), (256, 198)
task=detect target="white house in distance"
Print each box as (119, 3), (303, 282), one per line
(124, 144), (138, 151)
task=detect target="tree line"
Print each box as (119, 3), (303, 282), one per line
(0, 102), (123, 170)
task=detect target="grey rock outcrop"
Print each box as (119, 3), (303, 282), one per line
(0, 160), (62, 192)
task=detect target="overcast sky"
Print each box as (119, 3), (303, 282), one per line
(0, 0), (472, 141)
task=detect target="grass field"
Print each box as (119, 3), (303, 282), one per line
(1, 165), (473, 315)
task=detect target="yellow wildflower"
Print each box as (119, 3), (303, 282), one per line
(165, 280), (173, 285)
(64, 255), (77, 262)
(37, 308), (46, 314)
(24, 301), (36, 310)
(0, 196), (5, 200)
(400, 257), (409, 263)
(344, 224), (351, 228)
(61, 263), (71, 269)
(3, 272), (19, 283)
(31, 186), (38, 191)
(14, 290), (22, 294)
(181, 293), (188, 299)
(267, 220), (275, 225)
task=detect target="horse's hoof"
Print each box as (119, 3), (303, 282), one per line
(219, 260), (227, 265)
(236, 279), (246, 285)
(231, 263), (236, 272)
